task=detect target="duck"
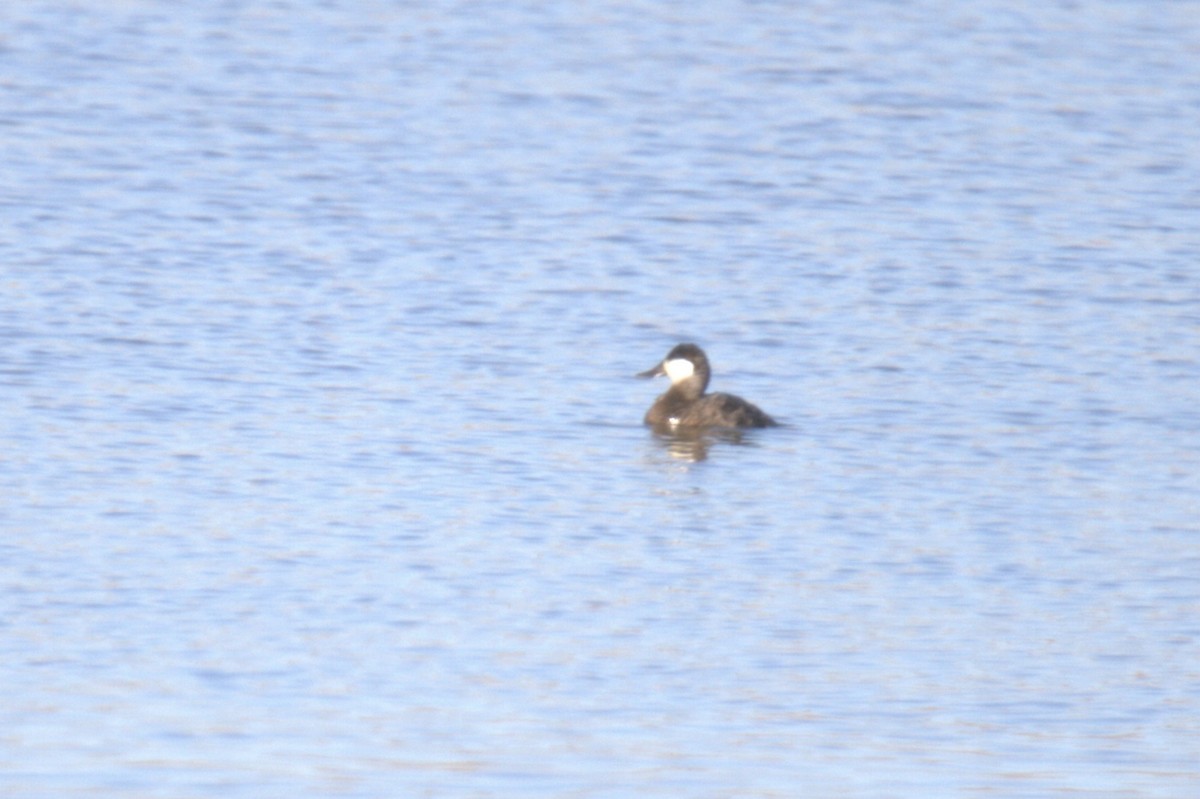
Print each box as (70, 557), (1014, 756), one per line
(637, 343), (776, 429)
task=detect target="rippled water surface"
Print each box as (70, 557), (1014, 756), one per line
(2, 1), (1199, 797)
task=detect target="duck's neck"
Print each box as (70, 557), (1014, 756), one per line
(667, 375), (706, 402)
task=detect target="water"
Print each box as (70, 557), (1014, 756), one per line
(2, 1), (1199, 797)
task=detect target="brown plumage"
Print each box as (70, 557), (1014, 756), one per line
(637, 343), (777, 430)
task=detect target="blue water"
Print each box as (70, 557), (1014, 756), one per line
(2, 1), (1199, 797)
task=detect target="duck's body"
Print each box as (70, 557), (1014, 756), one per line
(638, 343), (776, 430)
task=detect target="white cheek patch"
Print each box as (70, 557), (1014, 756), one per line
(663, 358), (695, 384)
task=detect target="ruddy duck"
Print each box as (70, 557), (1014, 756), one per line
(637, 343), (777, 429)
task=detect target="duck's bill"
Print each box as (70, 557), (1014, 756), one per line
(635, 362), (666, 378)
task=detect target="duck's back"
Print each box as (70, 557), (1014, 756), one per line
(673, 392), (776, 428)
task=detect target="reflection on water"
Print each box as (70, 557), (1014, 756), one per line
(645, 425), (766, 463)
